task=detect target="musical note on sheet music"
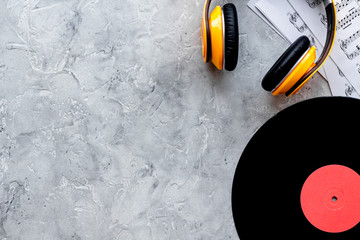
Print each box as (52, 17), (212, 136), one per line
(342, 45), (360, 60)
(345, 83), (356, 96)
(336, 2), (360, 60)
(337, 7), (360, 30)
(340, 29), (360, 49)
(320, 13), (328, 28)
(306, 0), (322, 8)
(289, 12), (308, 32)
(336, 0), (360, 12)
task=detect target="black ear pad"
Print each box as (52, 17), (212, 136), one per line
(262, 36), (310, 92)
(223, 3), (239, 71)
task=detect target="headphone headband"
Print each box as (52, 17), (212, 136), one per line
(201, 0), (212, 62)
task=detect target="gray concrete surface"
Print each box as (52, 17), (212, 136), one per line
(0, 0), (331, 239)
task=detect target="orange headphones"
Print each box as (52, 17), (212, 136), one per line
(201, 1), (336, 96)
(201, 0), (239, 71)
(262, 0), (337, 96)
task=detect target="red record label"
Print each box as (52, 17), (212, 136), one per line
(300, 165), (360, 233)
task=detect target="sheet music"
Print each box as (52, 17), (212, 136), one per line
(322, 60), (360, 97)
(247, 0), (284, 37)
(256, 0), (315, 42)
(288, 0), (360, 97)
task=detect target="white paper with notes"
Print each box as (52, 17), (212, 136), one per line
(288, 0), (360, 96)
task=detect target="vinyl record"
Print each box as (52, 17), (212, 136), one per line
(232, 97), (360, 240)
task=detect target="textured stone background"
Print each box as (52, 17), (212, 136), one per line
(0, 0), (330, 239)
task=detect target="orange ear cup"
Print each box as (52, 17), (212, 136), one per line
(272, 46), (316, 96)
(201, 1), (239, 71)
(209, 6), (224, 70)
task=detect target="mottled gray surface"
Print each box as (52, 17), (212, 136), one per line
(0, 0), (331, 239)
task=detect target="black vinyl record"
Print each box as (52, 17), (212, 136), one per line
(232, 97), (360, 240)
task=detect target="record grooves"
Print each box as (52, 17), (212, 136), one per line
(232, 97), (360, 240)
